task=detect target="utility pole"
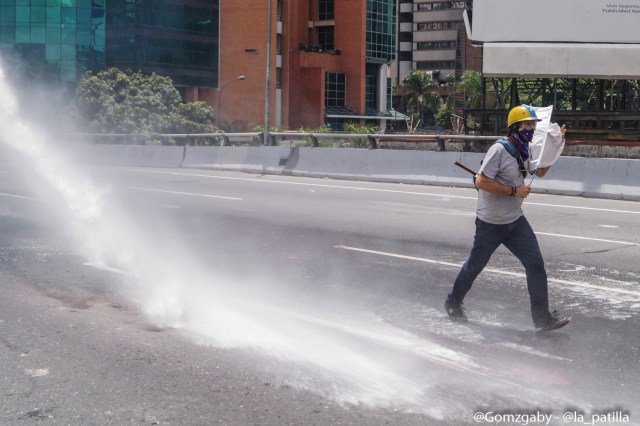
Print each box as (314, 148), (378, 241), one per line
(264, 0), (273, 145)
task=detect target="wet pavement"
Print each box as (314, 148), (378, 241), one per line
(1, 161), (639, 425)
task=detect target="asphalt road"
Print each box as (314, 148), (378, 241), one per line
(1, 153), (639, 425)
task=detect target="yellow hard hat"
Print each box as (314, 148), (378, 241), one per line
(507, 105), (540, 127)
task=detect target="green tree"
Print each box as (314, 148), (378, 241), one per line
(435, 96), (454, 130)
(436, 71), (483, 130)
(399, 70), (442, 125)
(485, 77), (512, 109)
(71, 68), (215, 137)
(457, 70), (482, 109)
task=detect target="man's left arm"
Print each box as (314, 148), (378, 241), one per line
(535, 166), (550, 177)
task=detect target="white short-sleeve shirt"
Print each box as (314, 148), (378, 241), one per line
(476, 141), (526, 224)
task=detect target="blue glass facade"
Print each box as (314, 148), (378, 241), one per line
(365, 0), (395, 125)
(0, 0), (218, 87)
(366, 0), (395, 64)
(0, 0), (105, 82)
(105, 0), (218, 88)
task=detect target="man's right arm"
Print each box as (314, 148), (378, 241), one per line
(475, 173), (531, 198)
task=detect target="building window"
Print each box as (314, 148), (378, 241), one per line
(365, 63), (378, 109)
(277, 0), (283, 21)
(399, 12), (412, 23)
(366, 0), (396, 63)
(318, 0), (334, 20)
(276, 33), (282, 54)
(416, 60), (456, 70)
(318, 26), (334, 50)
(399, 51), (412, 61)
(399, 31), (413, 42)
(276, 68), (282, 89)
(416, 21), (465, 31)
(325, 117), (347, 131)
(416, 2), (466, 11)
(325, 72), (346, 106)
(416, 40), (456, 50)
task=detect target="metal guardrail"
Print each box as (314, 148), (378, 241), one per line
(70, 132), (505, 151)
(268, 132), (503, 151)
(70, 132), (261, 147)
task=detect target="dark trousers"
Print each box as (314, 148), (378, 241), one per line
(447, 216), (549, 326)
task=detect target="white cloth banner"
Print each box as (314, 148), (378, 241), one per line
(528, 105), (565, 170)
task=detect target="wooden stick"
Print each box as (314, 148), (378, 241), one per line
(454, 161), (477, 176)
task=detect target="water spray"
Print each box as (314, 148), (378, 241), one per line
(0, 62), (582, 418)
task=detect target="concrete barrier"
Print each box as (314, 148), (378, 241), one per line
(75, 144), (640, 201)
(77, 144), (185, 168)
(182, 146), (291, 174)
(532, 156), (640, 200)
(286, 148), (640, 201)
(286, 148), (484, 186)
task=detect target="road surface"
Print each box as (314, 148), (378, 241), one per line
(1, 156), (639, 425)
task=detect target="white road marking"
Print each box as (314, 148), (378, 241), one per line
(372, 201), (475, 216)
(25, 368), (49, 377)
(127, 186), (242, 201)
(497, 342), (572, 362)
(133, 169), (640, 215)
(84, 262), (136, 277)
(527, 202), (640, 215)
(335, 245), (640, 297)
(536, 232), (638, 246)
(0, 192), (37, 201)
(131, 170), (477, 199)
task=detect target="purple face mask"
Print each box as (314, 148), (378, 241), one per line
(508, 130), (531, 161)
(519, 129), (535, 142)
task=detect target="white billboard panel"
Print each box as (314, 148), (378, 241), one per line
(483, 43), (640, 79)
(472, 0), (640, 44)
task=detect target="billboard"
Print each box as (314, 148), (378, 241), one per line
(467, 0), (640, 78)
(482, 43), (640, 78)
(470, 0), (640, 44)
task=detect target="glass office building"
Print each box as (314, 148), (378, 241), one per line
(105, 0), (218, 88)
(0, 0), (218, 88)
(366, 0), (395, 64)
(365, 0), (395, 120)
(0, 0), (105, 82)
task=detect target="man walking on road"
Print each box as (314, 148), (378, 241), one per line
(444, 105), (569, 332)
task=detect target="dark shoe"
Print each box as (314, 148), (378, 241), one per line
(444, 300), (468, 322)
(535, 310), (570, 333)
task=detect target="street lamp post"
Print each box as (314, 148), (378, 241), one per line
(264, 0), (273, 145)
(217, 75), (246, 128)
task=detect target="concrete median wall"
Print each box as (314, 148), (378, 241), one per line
(79, 144), (640, 201)
(286, 148), (485, 187)
(531, 156), (640, 200)
(76, 144), (185, 168)
(182, 146), (291, 174)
